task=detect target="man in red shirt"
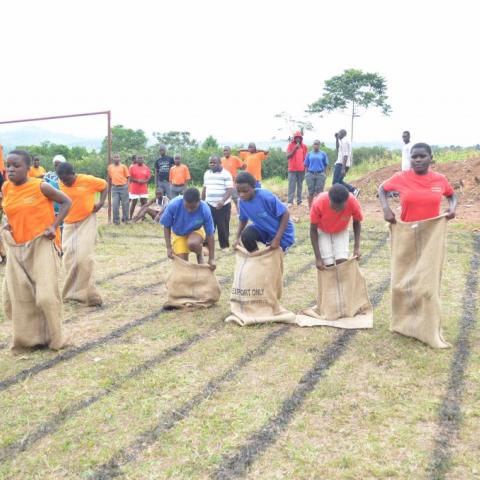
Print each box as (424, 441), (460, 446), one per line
(378, 142), (457, 223)
(310, 184), (363, 269)
(128, 155), (151, 218)
(286, 131), (308, 207)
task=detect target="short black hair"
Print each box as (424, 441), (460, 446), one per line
(183, 187), (200, 203)
(57, 162), (75, 176)
(411, 142), (432, 156)
(235, 171), (256, 188)
(328, 184), (349, 204)
(403, 130), (410, 135)
(8, 149), (32, 167)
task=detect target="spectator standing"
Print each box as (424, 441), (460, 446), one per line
(155, 144), (174, 198)
(202, 155), (234, 250)
(304, 140), (329, 208)
(221, 146), (244, 210)
(238, 143), (268, 188)
(108, 153), (130, 224)
(286, 131), (307, 206)
(128, 155), (151, 218)
(28, 155), (46, 178)
(333, 129), (359, 197)
(401, 131), (412, 171)
(169, 154), (191, 197)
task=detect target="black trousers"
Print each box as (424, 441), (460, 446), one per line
(209, 203), (231, 248)
(241, 225), (263, 252)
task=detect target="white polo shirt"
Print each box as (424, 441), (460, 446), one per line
(402, 142), (412, 171)
(203, 168), (234, 207)
(336, 137), (352, 167)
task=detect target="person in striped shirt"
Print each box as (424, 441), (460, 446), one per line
(202, 155), (234, 250)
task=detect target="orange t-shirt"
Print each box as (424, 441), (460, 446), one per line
(169, 164), (191, 185)
(28, 166), (46, 178)
(221, 155), (243, 179)
(0, 145), (4, 175)
(2, 178), (58, 244)
(108, 163), (129, 186)
(60, 174), (107, 224)
(239, 151), (267, 181)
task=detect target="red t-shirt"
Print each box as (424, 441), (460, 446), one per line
(310, 192), (363, 233)
(286, 141), (307, 172)
(129, 164), (151, 195)
(382, 170), (454, 222)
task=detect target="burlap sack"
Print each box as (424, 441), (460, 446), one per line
(225, 247), (296, 326)
(164, 256), (221, 309)
(295, 258), (373, 328)
(2, 230), (67, 350)
(62, 213), (102, 306)
(390, 215), (450, 348)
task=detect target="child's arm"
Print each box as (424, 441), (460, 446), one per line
(445, 194), (457, 219)
(378, 185), (396, 223)
(234, 219), (248, 248)
(352, 220), (361, 259)
(270, 210), (290, 249)
(310, 223), (325, 270)
(164, 227), (174, 258)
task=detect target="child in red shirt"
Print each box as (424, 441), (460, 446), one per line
(378, 143), (457, 223)
(310, 184), (363, 269)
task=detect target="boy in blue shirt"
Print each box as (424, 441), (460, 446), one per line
(161, 187), (216, 270)
(234, 172), (295, 252)
(304, 140), (329, 208)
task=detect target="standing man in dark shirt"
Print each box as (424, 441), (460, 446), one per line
(154, 144), (174, 199)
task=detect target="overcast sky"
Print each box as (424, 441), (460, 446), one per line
(1, 0), (478, 146)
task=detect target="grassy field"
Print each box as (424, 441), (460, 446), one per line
(0, 213), (479, 479)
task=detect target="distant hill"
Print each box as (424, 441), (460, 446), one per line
(0, 126), (102, 152)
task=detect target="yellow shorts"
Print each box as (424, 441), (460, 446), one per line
(172, 228), (206, 255)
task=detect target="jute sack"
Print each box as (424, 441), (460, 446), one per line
(390, 215), (450, 348)
(295, 258), (373, 329)
(225, 247), (296, 326)
(164, 256), (221, 309)
(2, 230), (67, 350)
(62, 213), (102, 306)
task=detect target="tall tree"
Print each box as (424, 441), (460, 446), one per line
(153, 131), (198, 153)
(307, 69), (391, 143)
(202, 135), (219, 150)
(273, 111), (313, 141)
(101, 125), (148, 154)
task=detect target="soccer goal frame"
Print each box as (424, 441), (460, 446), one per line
(0, 110), (113, 222)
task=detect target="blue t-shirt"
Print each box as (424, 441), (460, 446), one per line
(304, 151), (328, 172)
(160, 196), (215, 236)
(239, 189), (295, 249)
(44, 170), (60, 214)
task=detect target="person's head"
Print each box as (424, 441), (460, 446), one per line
(410, 143), (433, 175)
(402, 131), (411, 144)
(223, 146), (231, 158)
(174, 154), (181, 165)
(247, 142), (256, 154)
(6, 150), (31, 184)
(235, 171), (256, 201)
(313, 140), (321, 152)
(159, 144), (167, 156)
(209, 155), (221, 172)
(57, 162), (76, 186)
(32, 155), (41, 168)
(293, 131), (303, 145)
(183, 187), (201, 212)
(52, 154), (66, 171)
(112, 153), (121, 165)
(131, 154), (137, 164)
(328, 184), (349, 212)
(136, 155), (144, 165)
(155, 188), (165, 199)
(338, 129), (347, 139)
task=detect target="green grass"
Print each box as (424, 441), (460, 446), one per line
(0, 213), (478, 479)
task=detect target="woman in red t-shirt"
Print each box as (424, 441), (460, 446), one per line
(128, 155), (151, 219)
(378, 143), (457, 223)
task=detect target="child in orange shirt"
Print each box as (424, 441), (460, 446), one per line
(2, 150), (71, 350)
(169, 154), (191, 197)
(28, 155), (46, 178)
(58, 162), (107, 306)
(239, 143), (269, 188)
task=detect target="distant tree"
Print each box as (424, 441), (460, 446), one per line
(202, 135), (219, 150)
(101, 125), (148, 154)
(273, 111), (313, 141)
(307, 69), (391, 143)
(153, 131), (198, 153)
